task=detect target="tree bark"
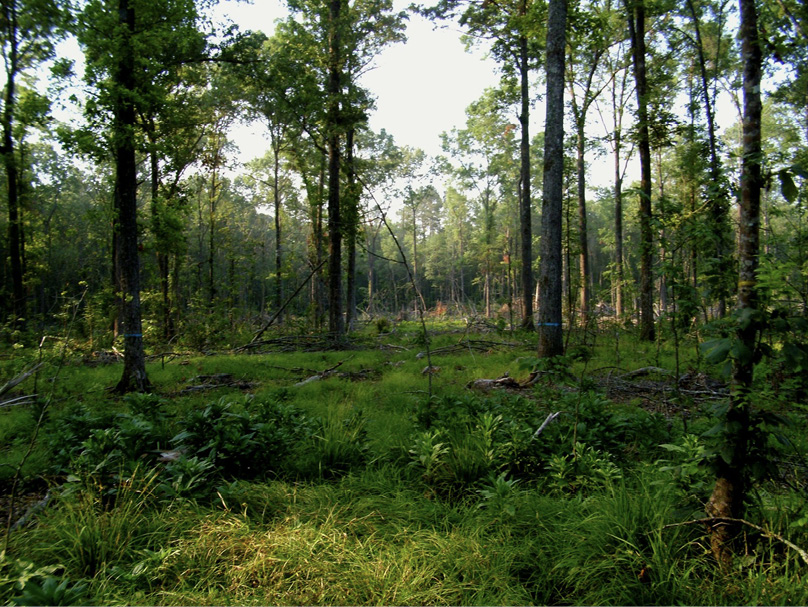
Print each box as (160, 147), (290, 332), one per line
(518, 7), (534, 331)
(327, 0), (345, 339)
(614, 130), (625, 319)
(272, 138), (284, 324)
(706, 0), (762, 568)
(149, 148), (172, 341)
(2, 0), (25, 323)
(538, 0), (567, 358)
(686, 0), (729, 318)
(627, 0), (655, 341)
(576, 117), (591, 326)
(345, 127), (358, 331)
(114, 0), (150, 393)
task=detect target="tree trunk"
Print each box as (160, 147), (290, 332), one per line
(518, 12), (534, 331)
(576, 118), (591, 325)
(114, 0), (150, 393)
(272, 140), (284, 324)
(327, 0), (344, 339)
(345, 128), (358, 331)
(614, 132), (625, 319)
(627, 0), (655, 341)
(538, 0), (567, 358)
(686, 0), (729, 318)
(2, 0), (25, 323)
(149, 147), (173, 342)
(208, 145), (221, 306)
(706, 0), (762, 568)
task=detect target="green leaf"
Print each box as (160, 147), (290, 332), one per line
(702, 421), (726, 438)
(701, 338), (731, 364)
(779, 170), (798, 202)
(735, 307), (762, 330)
(719, 443), (735, 465)
(730, 341), (754, 366)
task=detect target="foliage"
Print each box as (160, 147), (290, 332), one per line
(545, 442), (623, 494)
(2, 329), (808, 605)
(171, 396), (313, 480)
(11, 576), (88, 606)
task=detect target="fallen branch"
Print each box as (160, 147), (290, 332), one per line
(467, 372), (521, 391)
(418, 339), (522, 359)
(180, 374), (257, 394)
(294, 357), (353, 387)
(663, 517), (808, 567)
(620, 366), (676, 380)
(531, 412), (561, 440)
(10, 491), (51, 532)
(0, 363), (44, 398)
(243, 259), (326, 347)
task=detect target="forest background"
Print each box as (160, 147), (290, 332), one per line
(0, 0), (807, 603)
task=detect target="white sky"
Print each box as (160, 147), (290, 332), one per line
(219, 0), (502, 163)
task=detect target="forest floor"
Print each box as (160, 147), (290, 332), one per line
(0, 319), (806, 605)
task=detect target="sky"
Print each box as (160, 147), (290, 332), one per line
(217, 0), (503, 163)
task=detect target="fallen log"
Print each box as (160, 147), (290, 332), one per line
(467, 372), (521, 391)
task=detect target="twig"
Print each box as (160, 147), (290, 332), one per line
(0, 394), (39, 409)
(663, 517), (808, 566)
(360, 176), (434, 399)
(245, 259), (326, 346)
(531, 411), (561, 440)
(294, 356), (354, 386)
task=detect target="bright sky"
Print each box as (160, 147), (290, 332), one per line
(219, 0), (502, 163)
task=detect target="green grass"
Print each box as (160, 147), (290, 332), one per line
(1, 324), (807, 605)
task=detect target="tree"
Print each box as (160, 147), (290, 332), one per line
(110, 0), (150, 392)
(441, 89), (517, 318)
(705, 0), (762, 568)
(566, 0), (613, 325)
(76, 0), (210, 391)
(596, 33), (634, 318)
(1, 0), (65, 323)
(681, 0), (734, 318)
(538, 0), (568, 357)
(282, 0), (404, 339)
(626, 0), (655, 341)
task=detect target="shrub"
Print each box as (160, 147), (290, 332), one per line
(171, 396), (313, 480)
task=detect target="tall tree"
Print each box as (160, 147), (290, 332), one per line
(538, 0), (568, 357)
(111, 0), (149, 392)
(600, 37), (634, 318)
(626, 0), (655, 341)
(283, 0), (404, 338)
(441, 90), (517, 319)
(682, 0), (733, 317)
(566, 0), (612, 325)
(1, 0), (64, 322)
(705, 0), (763, 568)
(77, 0), (210, 391)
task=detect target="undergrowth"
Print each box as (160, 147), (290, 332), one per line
(1, 324), (806, 605)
